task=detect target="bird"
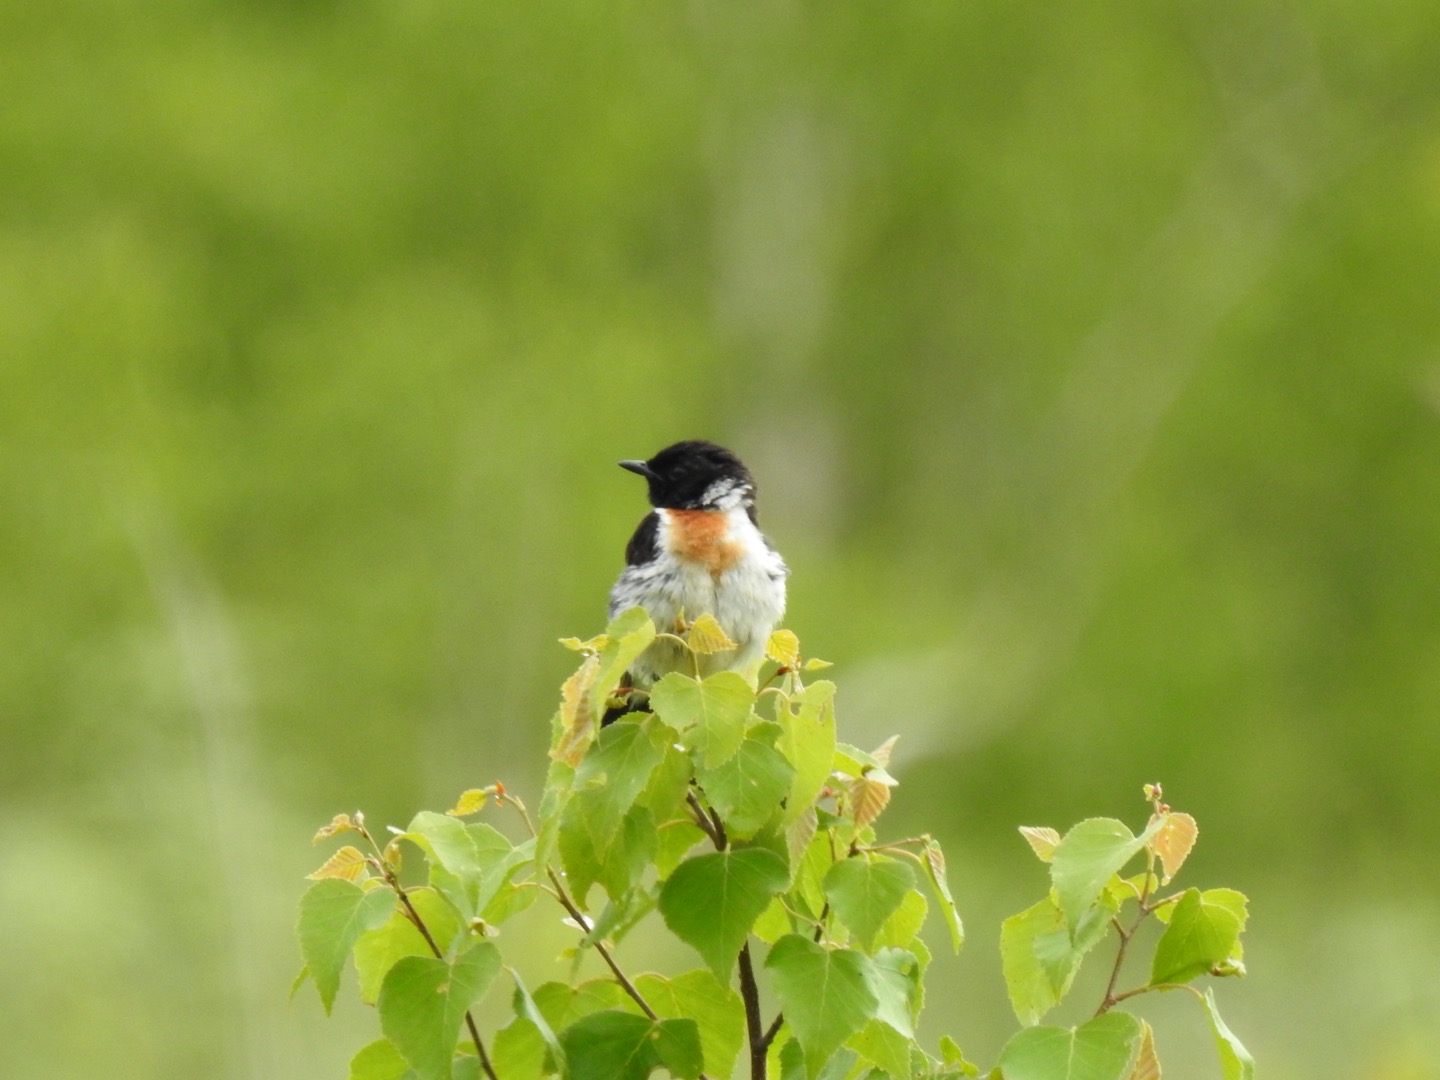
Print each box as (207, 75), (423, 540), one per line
(605, 440), (788, 718)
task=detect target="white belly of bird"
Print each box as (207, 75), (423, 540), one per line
(611, 508), (787, 685)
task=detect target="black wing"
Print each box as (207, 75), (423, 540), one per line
(624, 512), (660, 566)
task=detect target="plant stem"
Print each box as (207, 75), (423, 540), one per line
(737, 943), (767, 1080)
(546, 869), (657, 1020)
(385, 875), (499, 1080)
(1097, 848), (1158, 1016)
(687, 790), (722, 848)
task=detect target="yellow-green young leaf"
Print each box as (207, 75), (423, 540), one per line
(997, 1012), (1144, 1080)
(922, 839), (965, 953)
(869, 735), (900, 768)
(559, 633), (608, 653)
(560, 1011), (703, 1080)
(590, 608), (658, 717)
(447, 789), (489, 818)
(848, 775), (893, 833)
(1200, 988), (1254, 1080)
(1150, 813), (1198, 884)
(784, 806), (819, 885)
(636, 969), (746, 1080)
(688, 612), (739, 654)
(1128, 1021), (1161, 1080)
(1019, 826), (1062, 863)
(348, 1038), (412, 1080)
(378, 943), (502, 1080)
(298, 879), (396, 1014)
(553, 653), (601, 766)
(658, 849), (789, 979)
(823, 857), (916, 951)
(802, 658), (834, 671)
(766, 629), (802, 667)
(939, 1034), (980, 1077)
(314, 813), (360, 843)
(1150, 888), (1248, 985)
(308, 845), (369, 882)
(777, 682), (836, 826)
(650, 671), (752, 768)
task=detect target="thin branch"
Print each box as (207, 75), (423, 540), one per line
(1109, 981), (1196, 1006)
(547, 869), (657, 1020)
(377, 864), (499, 1080)
(760, 1013), (784, 1055)
(687, 790), (722, 848)
(737, 943), (767, 1080)
(1097, 846), (1158, 1016)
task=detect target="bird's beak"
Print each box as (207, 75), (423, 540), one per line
(618, 459), (657, 480)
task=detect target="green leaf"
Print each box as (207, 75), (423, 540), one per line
(1200, 987), (1255, 1080)
(659, 848), (789, 978)
(353, 888), (461, 1005)
(636, 969), (746, 1080)
(1151, 888), (1248, 985)
(1033, 891), (1116, 1003)
(640, 741), (695, 824)
(378, 943), (502, 1080)
(655, 819), (706, 879)
(349, 1038), (416, 1080)
(823, 857), (916, 951)
(779, 1038), (859, 1080)
(401, 813), (526, 921)
(1050, 818), (1154, 930)
(559, 802), (656, 902)
(592, 607), (658, 717)
(776, 681), (837, 824)
(939, 1034), (980, 1077)
(765, 935), (878, 1079)
(559, 1010), (703, 1080)
(862, 947), (921, 1038)
(649, 670), (752, 767)
(1003, 890), (1118, 1024)
(700, 735), (796, 839)
(874, 889), (928, 951)
(560, 717), (668, 881)
(921, 839), (965, 953)
(1000, 898), (1066, 1025)
(298, 878), (396, 1014)
(997, 1012), (1143, 1080)
(848, 1019), (913, 1080)
(494, 972), (569, 1079)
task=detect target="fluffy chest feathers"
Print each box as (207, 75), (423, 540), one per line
(609, 507), (787, 684)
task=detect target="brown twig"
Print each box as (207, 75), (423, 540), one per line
(737, 943), (767, 1079)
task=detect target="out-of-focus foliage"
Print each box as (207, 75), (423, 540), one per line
(2, 1), (1438, 1078)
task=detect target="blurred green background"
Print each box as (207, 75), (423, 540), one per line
(4, 1), (1439, 1077)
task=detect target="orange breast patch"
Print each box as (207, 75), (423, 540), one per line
(666, 510), (743, 575)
